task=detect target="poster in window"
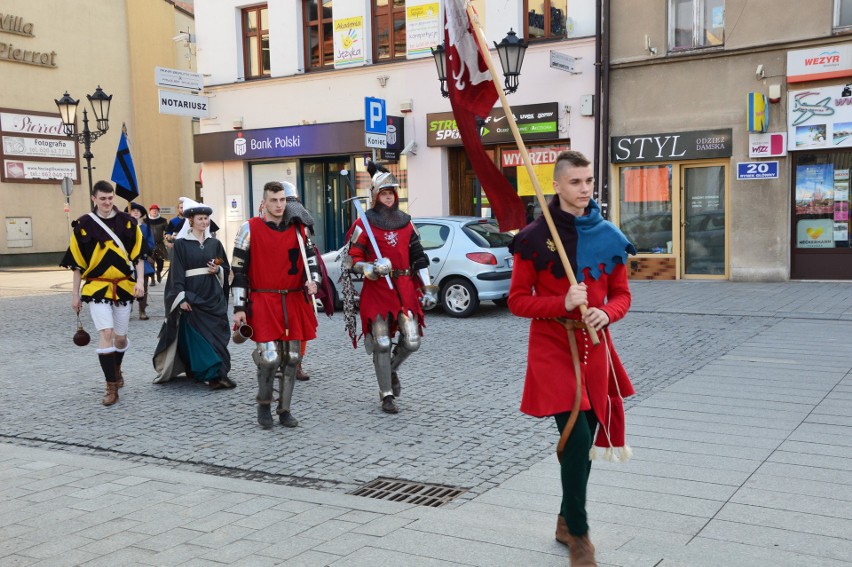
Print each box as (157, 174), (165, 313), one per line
(622, 166), (671, 203)
(406, 1), (440, 58)
(796, 219), (835, 248)
(834, 221), (848, 242)
(333, 16), (364, 69)
(795, 164), (834, 216)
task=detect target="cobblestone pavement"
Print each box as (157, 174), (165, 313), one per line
(0, 271), (846, 504)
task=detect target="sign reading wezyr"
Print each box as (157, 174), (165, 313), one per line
(787, 44), (852, 83)
(610, 129), (733, 163)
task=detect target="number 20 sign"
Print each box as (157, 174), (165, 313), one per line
(736, 161), (779, 180)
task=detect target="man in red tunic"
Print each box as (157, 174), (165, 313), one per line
(231, 181), (319, 429)
(508, 151), (635, 567)
(344, 163), (437, 414)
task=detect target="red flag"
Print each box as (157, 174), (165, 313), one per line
(444, 0), (526, 231)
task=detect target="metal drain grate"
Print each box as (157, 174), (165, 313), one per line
(350, 477), (466, 507)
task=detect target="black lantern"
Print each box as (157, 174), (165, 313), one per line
(87, 86), (112, 133)
(54, 86), (113, 195)
(431, 42), (449, 98)
(494, 28), (527, 94)
(54, 92), (79, 136)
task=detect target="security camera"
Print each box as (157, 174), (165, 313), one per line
(172, 32), (194, 43)
(400, 141), (417, 156)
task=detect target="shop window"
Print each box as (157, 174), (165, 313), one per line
(500, 144), (568, 223)
(794, 154), (851, 250)
(836, 0), (852, 29)
(618, 165), (673, 254)
(242, 5), (270, 79)
(304, 0), (334, 70)
(669, 0), (724, 51)
(525, 0), (568, 41)
(373, 0), (406, 61)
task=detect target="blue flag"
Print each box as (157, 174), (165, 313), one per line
(111, 125), (139, 201)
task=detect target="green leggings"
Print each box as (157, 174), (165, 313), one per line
(554, 409), (599, 536)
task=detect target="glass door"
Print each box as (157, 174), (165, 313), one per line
(681, 165), (727, 277)
(301, 157), (352, 254)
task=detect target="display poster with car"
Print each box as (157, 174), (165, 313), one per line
(787, 85), (852, 150)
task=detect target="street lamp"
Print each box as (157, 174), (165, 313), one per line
(431, 29), (528, 97)
(54, 86), (112, 195)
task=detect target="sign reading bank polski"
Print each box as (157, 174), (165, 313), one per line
(158, 89), (209, 118)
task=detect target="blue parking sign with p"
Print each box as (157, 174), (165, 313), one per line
(365, 97), (387, 135)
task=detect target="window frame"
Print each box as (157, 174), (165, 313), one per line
(303, 0), (335, 71)
(372, 0), (407, 62)
(524, 0), (569, 43)
(667, 0), (725, 53)
(835, 0), (852, 30)
(241, 5), (270, 80)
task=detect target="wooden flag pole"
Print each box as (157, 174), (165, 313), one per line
(465, 3), (600, 346)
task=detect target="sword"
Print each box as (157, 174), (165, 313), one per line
(295, 227), (318, 315)
(341, 171), (394, 290)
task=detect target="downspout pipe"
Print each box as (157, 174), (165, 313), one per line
(601, 0), (611, 219)
(594, 0), (602, 211)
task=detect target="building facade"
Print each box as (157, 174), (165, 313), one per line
(193, 0), (600, 255)
(0, 0), (198, 266)
(609, 0), (852, 281)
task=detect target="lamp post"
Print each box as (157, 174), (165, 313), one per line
(431, 29), (528, 97)
(54, 86), (112, 195)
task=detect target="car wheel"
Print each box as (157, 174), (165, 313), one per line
(440, 277), (479, 318)
(492, 298), (508, 308)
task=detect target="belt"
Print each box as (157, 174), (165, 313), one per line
(87, 276), (130, 299)
(390, 268), (411, 278)
(555, 317), (588, 330)
(185, 268), (210, 277)
(250, 288), (303, 337)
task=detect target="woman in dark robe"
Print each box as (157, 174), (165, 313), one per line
(153, 199), (234, 389)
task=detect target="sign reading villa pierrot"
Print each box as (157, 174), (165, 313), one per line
(0, 12), (59, 68)
(610, 129), (733, 163)
(787, 44), (852, 83)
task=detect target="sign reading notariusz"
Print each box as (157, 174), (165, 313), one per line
(158, 90), (209, 118)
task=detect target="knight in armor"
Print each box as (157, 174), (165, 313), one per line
(231, 181), (320, 429)
(343, 162), (438, 414)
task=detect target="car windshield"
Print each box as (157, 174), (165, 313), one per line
(462, 221), (514, 248)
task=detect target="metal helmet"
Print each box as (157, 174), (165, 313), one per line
(370, 170), (399, 205)
(282, 180), (299, 200)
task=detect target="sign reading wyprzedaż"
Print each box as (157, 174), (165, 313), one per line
(426, 102), (559, 147)
(610, 129), (733, 163)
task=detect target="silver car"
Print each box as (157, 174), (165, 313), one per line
(321, 217), (515, 318)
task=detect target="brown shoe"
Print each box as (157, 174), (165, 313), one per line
(566, 533), (597, 566)
(556, 515), (570, 546)
(296, 364), (310, 381)
(102, 382), (119, 406)
(115, 367), (124, 389)
(139, 310), (149, 320)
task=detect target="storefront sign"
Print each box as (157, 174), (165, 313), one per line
(379, 115), (405, 161)
(787, 85), (852, 150)
(158, 90), (209, 118)
(0, 13), (58, 68)
(333, 14), (365, 68)
(155, 67), (203, 91)
(749, 133), (787, 157)
(611, 129), (732, 163)
(747, 92), (768, 133)
(796, 219), (835, 248)
(0, 108), (79, 184)
(405, 1), (440, 58)
(502, 145), (569, 196)
(194, 121), (366, 162)
(2, 135), (75, 158)
(787, 44), (852, 83)
(736, 161), (778, 180)
(426, 103), (559, 147)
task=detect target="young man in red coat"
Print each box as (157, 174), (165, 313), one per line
(345, 163), (438, 414)
(231, 181), (319, 429)
(508, 151), (635, 567)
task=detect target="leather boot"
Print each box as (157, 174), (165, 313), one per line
(257, 404), (273, 429)
(114, 366), (124, 389)
(296, 364), (310, 381)
(566, 533), (597, 567)
(102, 382), (119, 406)
(139, 309), (149, 320)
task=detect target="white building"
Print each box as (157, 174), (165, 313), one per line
(194, 0), (599, 254)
